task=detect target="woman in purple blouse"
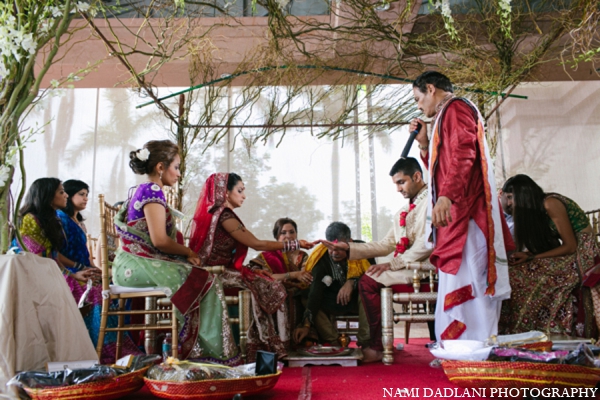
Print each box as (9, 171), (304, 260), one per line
(113, 140), (239, 364)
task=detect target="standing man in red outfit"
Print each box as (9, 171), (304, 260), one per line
(410, 71), (514, 342)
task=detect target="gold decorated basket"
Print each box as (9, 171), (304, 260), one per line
(23, 366), (149, 400)
(143, 370), (282, 399)
(442, 360), (600, 389)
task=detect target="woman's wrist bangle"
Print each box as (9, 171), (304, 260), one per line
(418, 143), (429, 150)
(526, 254), (535, 262)
(283, 239), (299, 253)
(284, 272), (291, 281)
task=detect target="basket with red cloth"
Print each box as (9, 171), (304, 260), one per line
(144, 371), (282, 399)
(142, 359), (281, 399)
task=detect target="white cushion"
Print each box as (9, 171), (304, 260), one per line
(109, 285), (171, 296)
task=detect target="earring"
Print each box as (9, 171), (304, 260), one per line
(159, 171), (163, 180)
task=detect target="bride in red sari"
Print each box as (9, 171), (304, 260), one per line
(187, 173), (313, 361)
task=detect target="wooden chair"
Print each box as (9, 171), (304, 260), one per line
(96, 194), (251, 362)
(586, 208), (600, 244)
(163, 185), (178, 209)
(381, 261), (437, 365)
(86, 234), (98, 264)
(335, 315), (359, 338)
(163, 185), (184, 233)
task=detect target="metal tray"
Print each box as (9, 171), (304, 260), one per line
(297, 346), (355, 357)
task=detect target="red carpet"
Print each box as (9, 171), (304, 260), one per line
(124, 338), (487, 399)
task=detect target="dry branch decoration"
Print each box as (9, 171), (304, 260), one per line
(93, 0), (598, 211)
(0, 0), (101, 253)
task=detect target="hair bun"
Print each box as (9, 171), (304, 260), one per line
(129, 149), (148, 175)
(128, 140), (179, 177)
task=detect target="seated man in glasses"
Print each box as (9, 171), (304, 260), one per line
(293, 222), (372, 350)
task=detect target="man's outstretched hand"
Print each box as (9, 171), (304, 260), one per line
(366, 263), (391, 278)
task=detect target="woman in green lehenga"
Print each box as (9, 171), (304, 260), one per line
(112, 140), (239, 364)
(499, 174), (600, 338)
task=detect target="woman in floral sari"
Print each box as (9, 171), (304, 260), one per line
(499, 174), (600, 338)
(57, 179), (141, 363)
(113, 140), (239, 364)
(186, 173), (313, 361)
(249, 218), (313, 350)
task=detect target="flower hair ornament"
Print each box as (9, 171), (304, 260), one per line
(137, 148), (150, 161)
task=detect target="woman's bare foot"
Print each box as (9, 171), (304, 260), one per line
(362, 347), (383, 363)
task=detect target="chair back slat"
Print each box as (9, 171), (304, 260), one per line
(86, 234), (98, 262)
(98, 194), (121, 291)
(163, 185), (184, 232)
(585, 208), (600, 245)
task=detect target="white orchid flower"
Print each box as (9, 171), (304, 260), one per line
(0, 165), (11, 189)
(137, 148), (150, 161)
(75, 2), (91, 13)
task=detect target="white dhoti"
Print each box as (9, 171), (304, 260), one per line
(435, 219), (505, 342)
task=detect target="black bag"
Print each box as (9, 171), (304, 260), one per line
(255, 350), (277, 376)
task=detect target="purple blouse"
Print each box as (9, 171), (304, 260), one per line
(118, 182), (176, 261)
(128, 182), (168, 221)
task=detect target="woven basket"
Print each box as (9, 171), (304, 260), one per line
(23, 366), (149, 400)
(143, 371), (282, 399)
(442, 360), (600, 389)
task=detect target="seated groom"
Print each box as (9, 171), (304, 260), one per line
(321, 157), (431, 363)
(293, 222), (371, 348)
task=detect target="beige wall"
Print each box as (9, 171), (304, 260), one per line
(37, 14), (600, 90)
(494, 81), (600, 211)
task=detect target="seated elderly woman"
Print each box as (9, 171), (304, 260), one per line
(293, 222), (372, 348)
(498, 174), (600, 338)
(248, 218), (313, 349)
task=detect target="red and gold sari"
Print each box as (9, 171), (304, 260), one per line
(184, 173), (290, 361)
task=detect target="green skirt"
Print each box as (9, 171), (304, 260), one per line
(113, 249), (238, 363)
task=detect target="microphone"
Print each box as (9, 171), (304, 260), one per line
(400, 122), (422, 158)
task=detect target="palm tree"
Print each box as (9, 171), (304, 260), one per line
(65, 89), (162, 198)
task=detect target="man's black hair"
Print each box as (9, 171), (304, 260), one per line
(389, 157), (422, 177)
(413, 71), (454, 94)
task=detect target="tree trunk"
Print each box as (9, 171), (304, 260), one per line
(0, 169), (14, 253)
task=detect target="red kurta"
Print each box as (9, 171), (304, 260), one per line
(422, 99), (514, 275)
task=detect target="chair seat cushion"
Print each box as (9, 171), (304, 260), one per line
(109, 285), (170, 296)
